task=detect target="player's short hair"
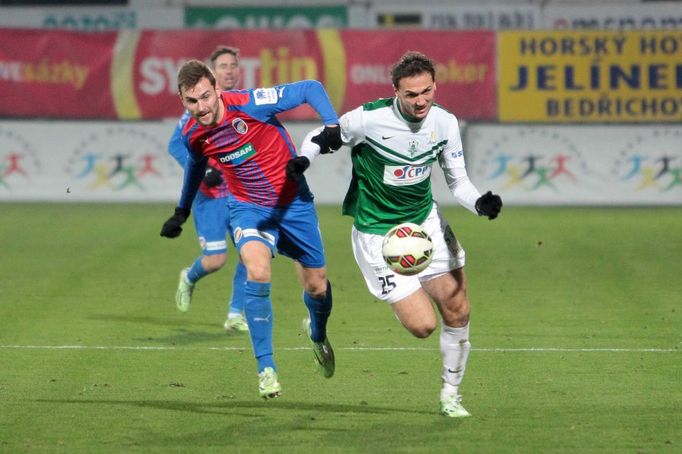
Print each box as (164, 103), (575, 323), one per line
(177, 59), (216, 93)
(209, 46), (240, 67)
(390, 51), (435, 88)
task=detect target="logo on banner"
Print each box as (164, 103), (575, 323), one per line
(612, 129), (682, 192)
(471, 127), (587, 192)
(0, 127), (41, 190)
(65, 126), (177, 192)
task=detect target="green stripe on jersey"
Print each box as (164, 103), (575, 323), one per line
(362, 98), (393, 111)
(342, 143), (433, 234)
(366, 136), (447, 163)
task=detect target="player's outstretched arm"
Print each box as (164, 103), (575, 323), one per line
(161, 151), (206, 238)
(168, 112), (191, 168)
(442, 165), (502, 219)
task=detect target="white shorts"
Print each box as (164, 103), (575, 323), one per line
(351, 203), (466, 304)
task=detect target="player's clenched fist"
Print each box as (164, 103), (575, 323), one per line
(475, 191), (503, 220)
(285, 156), (310, 182)
(311, 125), (342, 154)
(160, 207), (190, 238)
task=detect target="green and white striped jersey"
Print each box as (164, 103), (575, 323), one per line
(339, 97), (467, 234)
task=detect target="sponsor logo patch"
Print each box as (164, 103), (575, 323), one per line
(253, 88), (278, 105)
(217, 143), (255, 165)
(232, 118), (248, 134)
(383, 164), (431, 186)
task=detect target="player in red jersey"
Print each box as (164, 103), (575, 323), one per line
(168, 46), (249, 333)
(160, 59), (342, 399)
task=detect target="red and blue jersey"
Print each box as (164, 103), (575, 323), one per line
(168, 110), (230, 200)
(178, 80), (338, 209)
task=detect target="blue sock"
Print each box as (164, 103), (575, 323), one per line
(244, 280), (275, 372)
(187, 257), (208, 283)
(303, 281), (333, 343)
(228, 261), (247, 316)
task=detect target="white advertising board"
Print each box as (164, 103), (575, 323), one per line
(0, 120), (181, 202)
(0, 120), (352, 204)
(0, 7), (184, 30)
(544, 4), (682, 29)
(465, 124), (682, 206)
(2, 120), (680, 206)
(369, 3), (540, 29)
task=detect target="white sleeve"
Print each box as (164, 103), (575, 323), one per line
(299, 126), (324, 162)
(442, 166), (481, 215)
(438, 115), (480, 214)
(339, 105), (365, 147)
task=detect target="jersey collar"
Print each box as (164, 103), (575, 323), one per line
(393, 97), (425, 125)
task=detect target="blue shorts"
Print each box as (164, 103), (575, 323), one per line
(192, 192), (230, 256)
(228, 196), (326, 268)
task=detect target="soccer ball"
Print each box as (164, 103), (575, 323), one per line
(382, 222), (434, 276)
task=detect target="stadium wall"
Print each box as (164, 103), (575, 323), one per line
(1, 120), (680, 205)
(1, 12), (680, 205)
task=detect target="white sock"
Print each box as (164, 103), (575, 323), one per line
(440, 322), (471, 394)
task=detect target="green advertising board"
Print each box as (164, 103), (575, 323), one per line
(185, 6), (348, 29)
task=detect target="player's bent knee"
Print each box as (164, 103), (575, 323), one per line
(203, 254), (227, 272)
(303, 279), (327, 299)
(302, 267), (328, 297)
(408, 323), (437, 339)
(400, 316), (437, 338)
(245, 264), (271, 283)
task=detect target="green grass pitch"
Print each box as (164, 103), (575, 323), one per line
(1, 203), (680, 452)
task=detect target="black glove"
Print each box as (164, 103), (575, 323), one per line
(202, 166), (222, 188)
(160, 207), (190, 238)
(285, 156), (310, 182)
(311, 125), (342, 154)
(475, 191), (503, 220)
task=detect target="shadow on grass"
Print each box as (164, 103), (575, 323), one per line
(133, 329), (249, 346)
(88, 313), (250, 346)
(33, 398), (433, 417)
(88, 313), (218, 329)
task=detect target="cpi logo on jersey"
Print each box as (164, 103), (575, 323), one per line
(383, 164), (431, 186)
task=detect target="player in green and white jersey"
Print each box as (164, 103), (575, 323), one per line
(289, 51), (502, 418)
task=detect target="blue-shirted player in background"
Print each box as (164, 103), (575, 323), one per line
(167, 46), (249, 332)
(160, 59), (343, 398)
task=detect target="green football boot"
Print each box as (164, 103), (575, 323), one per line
(258, 367), (282, 399)
(224, 314), (249, 332)
(302, 317), (335, 378)
(440, 393), (471, 418)
(175, 268), (194, 313)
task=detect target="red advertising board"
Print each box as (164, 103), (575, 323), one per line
(0, 29), (496, 121)
(0, 28), (118, 118)
(128, 30), (328, 120)
(337, 30), (496, 119)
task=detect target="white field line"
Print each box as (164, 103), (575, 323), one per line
(0, 345), (678, 353)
